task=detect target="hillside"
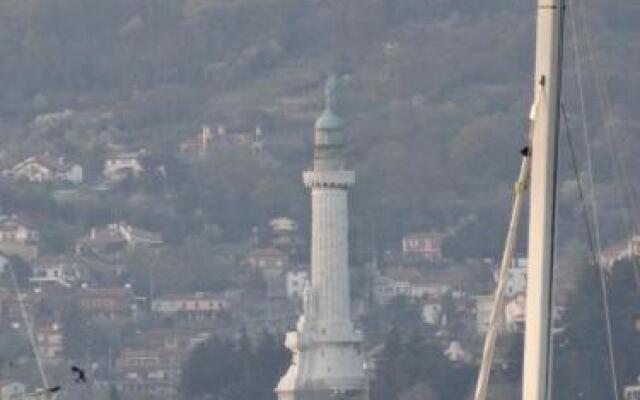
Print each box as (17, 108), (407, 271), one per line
(0, 0), (638, 259)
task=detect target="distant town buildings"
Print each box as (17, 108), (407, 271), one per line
(372, 266), (452, 305)
(502, 257), (527, 297)
(75, 222), (163, 257)
(180, 125), (214, 156)
(285, 270), (308, 301)
(3, 155), (83, 184)
(180, 124), (264, 158)
(0, 380), (27, 400)
(30, 256), (84, 287)
(35, 323), (64, 362)
(114, 348), (182, 399)
(624, 382), (640, 400)
(600, 235), (640, 268)
(151, 292), (228, 322)
(0, 215), (39, 261)
(103, 150), (146, 181)
(75, 286), (135, 321)
(402, 231), (444, 264)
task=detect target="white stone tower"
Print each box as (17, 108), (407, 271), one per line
(275, 76), (367, 400)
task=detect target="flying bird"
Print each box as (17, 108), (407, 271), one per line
(71, 365), (87, 383)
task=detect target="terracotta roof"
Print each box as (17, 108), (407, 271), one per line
(248, 247), (288, 258)
(383, 266), (424, 282)
(31, 155), (75, 172)
(403, 231), (444, 240)
(76, 286), (133, 299)
(154, 292), (224, 302)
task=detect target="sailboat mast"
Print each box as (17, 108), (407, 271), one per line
(523, 0), (565, 399)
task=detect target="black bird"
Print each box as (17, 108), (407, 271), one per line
(47, 386), (62, 393)
(71, 365), (86, 383)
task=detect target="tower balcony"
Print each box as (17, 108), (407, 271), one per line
(303, 171), (355, 188)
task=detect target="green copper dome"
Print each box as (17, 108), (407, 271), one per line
(315, 109), (343, 131)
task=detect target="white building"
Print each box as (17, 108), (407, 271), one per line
(503, 257), (527, 297)
(372, 267), (450, 305)
(0, 381), (26, 400)
(276, 77), (367, 400)
(151, 292), (227, 314)
(0, 216), (39, 261)
(3, 155), (82, 184)
(103, 150), (146, 181)
(624, 381), (640, 400)
(421, 302), (442, 325)
(286, 271), (309, 301)
(30, 256), (84, 287)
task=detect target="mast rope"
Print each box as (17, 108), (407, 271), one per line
(6, 263), (50, 390)
(560, 103), (620, 400)
(570, 0), (640, 291)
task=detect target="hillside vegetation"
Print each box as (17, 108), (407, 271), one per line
(0, 0), (638, 259)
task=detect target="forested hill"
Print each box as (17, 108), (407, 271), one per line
(0, 0), (638, 259)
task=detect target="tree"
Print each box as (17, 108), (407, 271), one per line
(181, 331), (289, 400)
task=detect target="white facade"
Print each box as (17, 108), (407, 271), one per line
(30, 258), (81, 287)
(103, 151), (145, 181)
(276, 77), (367, 400)
(0, 381), (26, 400)
(421, 303), (442, 325)
(502, 257), (527, 297)
(4, 156), (83, 184)
(624, 383), (640, 400)
(286, 271), (309, 300)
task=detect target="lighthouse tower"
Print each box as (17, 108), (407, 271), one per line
(275, 76), (367, 400)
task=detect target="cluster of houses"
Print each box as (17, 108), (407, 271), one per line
(0, 123), (266, 190)
(0, 212), (307, 399)
(2, 122), (639, 398)
(179, 124), (264, 158)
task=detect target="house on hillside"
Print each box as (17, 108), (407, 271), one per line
(372, 266), (452, 305)
(214, 124), (262, 151)
(75, 222), (163, 257)
(180, 125), (214, 157)
(151, 292), (228, 322)
(497, 257), (527, 297)
(402, 231), (445, 264)
(0, 215), (39, 261)
(35, 323), (64, 362)
(0, 380), (26, 400)
(247, 247), (289, 270)
(475, 294), (499, 334)
(103, 150), (146, 181)
(600, 235), (640, 268)
(3, 155), (83, 184)
(144, 329), (211, 351)
(75, 286), (135, 321)
(624, 383), (640, 400)
(247, 247), (290, 298)
(113, 348), (182, 399)
(268, 217), (303, 256)
(30, 256), (85, 287)
(286, 270), (308, 301)
(0, 289), (43, 328)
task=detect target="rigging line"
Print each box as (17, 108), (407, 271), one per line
(572, 0), (640, 291)
(561, 103), (620, 400)
(6, 263), (50, 389)
(566, 0), (601, 254)
(574, 0), (640, 226)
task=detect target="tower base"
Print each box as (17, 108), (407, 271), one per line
(278, 388), (367, 400)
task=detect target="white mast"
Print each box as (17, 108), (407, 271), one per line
(523, 0), (565, 399)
